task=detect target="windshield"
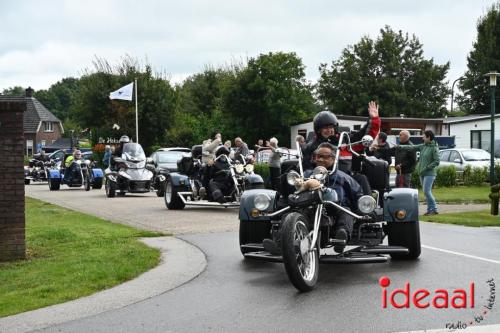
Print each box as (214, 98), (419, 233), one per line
(462, 150), (490, 161)
(122, 143), (146, 161)
(158, 151), (184, 163)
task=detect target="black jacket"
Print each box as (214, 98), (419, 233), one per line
(367, 143), (393, 166)
(395, 141), (416, 174)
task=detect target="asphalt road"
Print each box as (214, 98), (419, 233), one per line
(25, 184), (500, 332)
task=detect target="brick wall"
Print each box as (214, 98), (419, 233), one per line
(36, 121), (63, 148)
(0, 98), (26, 261)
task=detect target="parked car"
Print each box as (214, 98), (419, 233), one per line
(150, 147), (191, 172)
(438, 148), (500, 173)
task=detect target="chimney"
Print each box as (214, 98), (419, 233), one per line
(25, 87), (34, 98)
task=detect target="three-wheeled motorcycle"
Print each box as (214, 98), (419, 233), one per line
(238, 134), (421, 292)
(47, 155), (103, 191)
(164, 145), (264, 209)
(104, 142), (155, 197)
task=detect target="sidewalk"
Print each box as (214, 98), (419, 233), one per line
(420, 203), (490, 214)
(0, 237), (207, 333)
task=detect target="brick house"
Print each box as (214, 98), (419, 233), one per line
(23, 87), (64, 156)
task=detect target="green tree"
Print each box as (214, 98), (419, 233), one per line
(34, 78), (80, 121)
(167, 67), (233, 147)
(317, 26), (450, 117)
(223, 52), (317, 146)
(72, 56), (176, 153)
(1, 86), (25, 96)
(458, 3), (500, 114)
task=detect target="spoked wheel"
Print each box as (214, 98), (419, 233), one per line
(281, 212), (318, 292)
(105, 179), (116, 198)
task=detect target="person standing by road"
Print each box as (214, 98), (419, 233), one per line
(267, 137), (281, 190)
(397, 130), (440, 215)
(394, 130), (416, 187)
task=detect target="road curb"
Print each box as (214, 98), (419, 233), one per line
(0, 236), (207, 333)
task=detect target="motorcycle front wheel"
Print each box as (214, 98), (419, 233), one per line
(281, 212), (318, 292)
(83, 172), (91, 191)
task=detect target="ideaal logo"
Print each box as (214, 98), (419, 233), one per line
(379, 276), (496, 330)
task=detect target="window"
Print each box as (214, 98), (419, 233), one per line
(353, 125), (361, 131)
(449, 150), (461, 163)
(439, 150), (450, 161)
(26, 140), (33, 156)
(52, 140), (56, 143)
(471, 130), (491, 151)
(41, 140), (46, 147)
(44, 122), (53, 132)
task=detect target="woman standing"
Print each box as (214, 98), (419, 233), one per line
(267, 137), (281, 191)
(397, 130), (440, 215)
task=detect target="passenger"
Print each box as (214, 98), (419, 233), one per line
(234, 137), (249, 161)
(64, 149), (82, 183)
(267, 137), (281, 190)
(208, 146), (232, 203)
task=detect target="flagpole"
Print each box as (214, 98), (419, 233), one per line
(135, 78), (138, 143)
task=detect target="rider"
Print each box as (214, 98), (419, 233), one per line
(305, 142), (363, 253)
(63, 149), (82, 183)
(303, 101), (381, 172)
(208, 145), (232, 204)
(110, 135), (130, 171)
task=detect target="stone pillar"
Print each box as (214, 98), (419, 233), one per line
(0, 97), (26, 261)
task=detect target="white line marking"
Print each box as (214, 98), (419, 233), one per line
(396, 323), (500, 332)
(423, 245), (500, 265)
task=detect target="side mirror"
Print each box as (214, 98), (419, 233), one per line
(453, 158), (462, 164)
(146, 157), (153, 164)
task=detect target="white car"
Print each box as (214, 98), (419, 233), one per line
(438, 148), (499, 172)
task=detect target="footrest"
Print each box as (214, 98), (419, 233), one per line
(244, 251), (283, 263)
(320, 252), (388, 264)
(360, 245), (409, 254)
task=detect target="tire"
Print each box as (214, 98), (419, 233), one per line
(388, 221), (421, 260)
(164, 179), (185, 210)
(25, 179), (30, 185)
(281, 212), (319, 292)
(118, 192), (126, 196)
(239, 219), (271, 255)
(48, 177), (60, 191)
(92, 179), (103, 189)
(105, 179), (116, 198)
(84, 172), (91, 191)
(156, 181), (165, 197)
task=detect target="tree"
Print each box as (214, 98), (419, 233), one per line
(317, 26), (450, 117)
(458, 3), (500, 114)
(167, 67), (233, 147)
(34, 78), (80, 121)
(1, 86), (25, 96)
(72, 56), (176, 153)
(223, 52), (317, 146)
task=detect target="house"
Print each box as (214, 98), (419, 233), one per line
(22, 87), (64, 156)
(290, 113), (500, 151)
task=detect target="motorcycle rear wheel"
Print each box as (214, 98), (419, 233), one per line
(84, 172), (91, 191)
(164, 179), (185, 210)
(281, 212), (318, 292)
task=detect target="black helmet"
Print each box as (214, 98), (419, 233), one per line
(119, 135), (130, 143)
(313, 111), (338, 133)
(215, 145), (230, 157)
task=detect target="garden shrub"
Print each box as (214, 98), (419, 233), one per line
(411, 169), (420, 188)
(254, 162), (270, 185)
(435, 166), (457, 187)
(468, 166), (488, 186)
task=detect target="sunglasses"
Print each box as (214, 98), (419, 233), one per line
(314, 153), (334, 160)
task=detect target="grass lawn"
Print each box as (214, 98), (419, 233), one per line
(418, 185), (491, 203)
(422, 209), (500, 227)
(0, 197), (165, 318)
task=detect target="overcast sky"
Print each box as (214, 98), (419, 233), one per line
(0, 0), (497, 93)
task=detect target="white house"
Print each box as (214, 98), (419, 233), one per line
(443, 114), (500, 150)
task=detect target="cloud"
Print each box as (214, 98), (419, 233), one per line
(0, 0), (497, 91)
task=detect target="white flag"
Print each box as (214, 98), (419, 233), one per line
(109, 82), (134, 101)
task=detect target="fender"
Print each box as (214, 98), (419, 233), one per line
(168, 172), (191, 188)
(239, 189), (277, 221)
(48, 169), (62, 179)
(246, 173), (264, 184)
(92, 168), (104, 179)
(384, 188), (419, 222)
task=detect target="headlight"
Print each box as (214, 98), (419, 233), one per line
(235, 164), (244, 174)
(323, 188), (339, 202)
(84, 160), (91, 166)
(118, 170), (132, 179)
(244, 164), (254, 173)
(312, 166), (328, 181)
(286, 171), (301, 186)
(76, 160), (82, 165)
(254, 193), (271, 211)
(358, 195), (376, 214)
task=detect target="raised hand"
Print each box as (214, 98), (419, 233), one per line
(368, 101), (379, 118)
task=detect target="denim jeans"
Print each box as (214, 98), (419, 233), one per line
(420, 175), (437, 213)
